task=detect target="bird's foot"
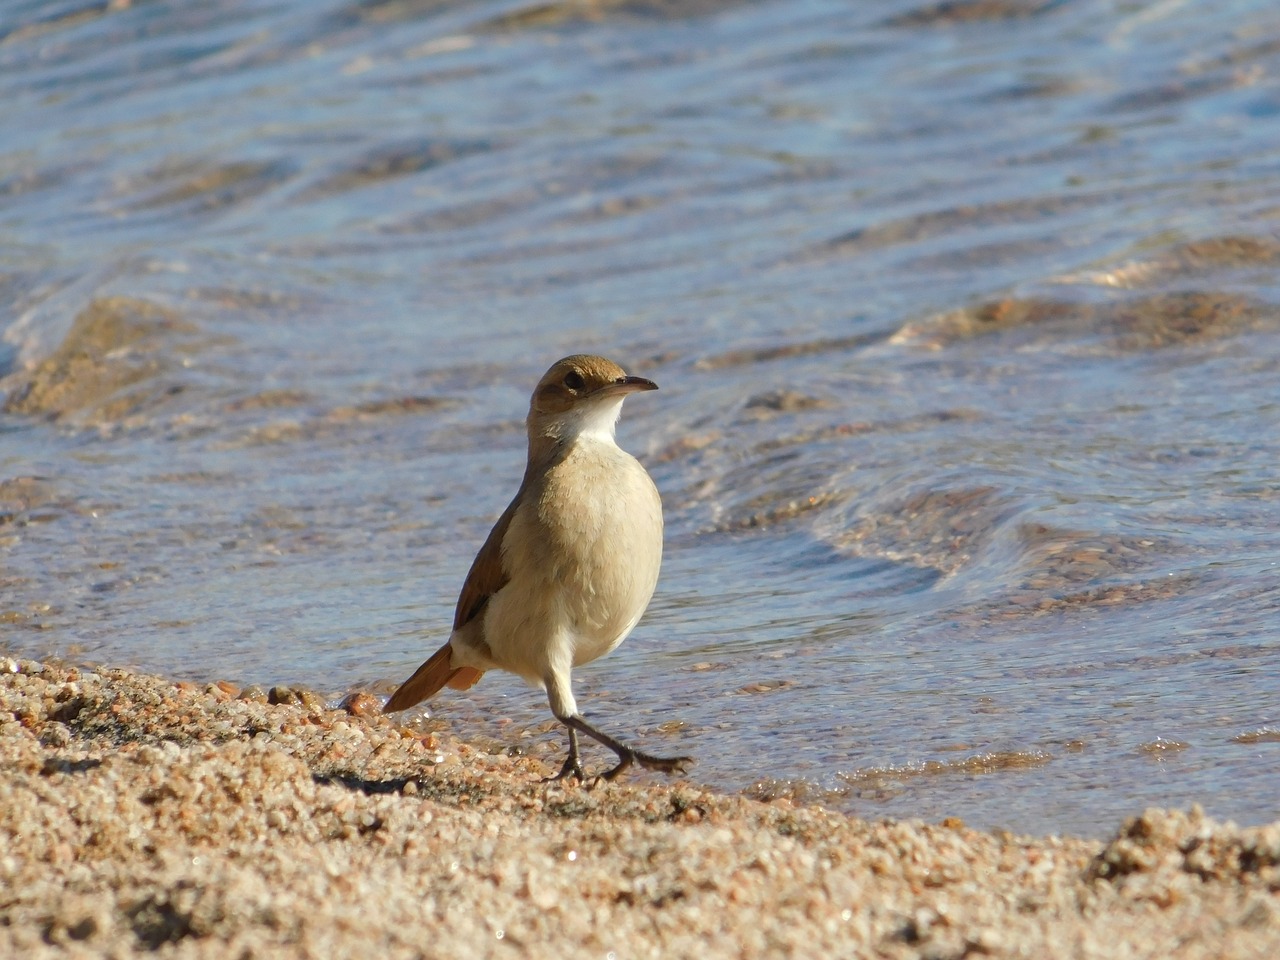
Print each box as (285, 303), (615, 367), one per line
(599, 749), (693, 782)
(557, 714), (693, 783)
(542, 752), (588, 783)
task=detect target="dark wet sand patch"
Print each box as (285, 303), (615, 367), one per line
(805, 193), (1104, 261)
(885, 0), (1064, 27)
(225, 394), (456, 447)
(892, 290), (1278, 352)
(114, 158), (297, 215)
(694, 332), (881, 370)
(299, 138), (494, 200)
(477, 0), (767, 32)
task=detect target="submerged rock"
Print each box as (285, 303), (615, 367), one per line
(3, 296), (196, 426)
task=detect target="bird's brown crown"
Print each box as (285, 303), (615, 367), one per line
(530, 354), (655, 416)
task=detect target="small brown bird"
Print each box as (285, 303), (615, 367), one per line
(384, 355), (691, 782)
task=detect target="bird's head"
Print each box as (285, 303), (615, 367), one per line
(528, 354), (657, 445)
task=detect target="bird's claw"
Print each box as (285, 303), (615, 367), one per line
(598, 749), (692, 782)
(634, 750), (693, 777)
(544, 750), (692, 786)
(542, 754), (588, 783)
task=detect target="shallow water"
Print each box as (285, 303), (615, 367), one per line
(3, 0), (1280, 838)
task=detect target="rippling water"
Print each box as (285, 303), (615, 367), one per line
(4, 0), (1280, 837)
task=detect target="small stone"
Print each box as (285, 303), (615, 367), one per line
(340, 692), (381, 717)
(296, 689), (326, 712)
(268, 686), (300, 706)
(39, 722), (72, 748)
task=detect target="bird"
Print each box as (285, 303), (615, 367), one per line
(383, 354), (691, 782)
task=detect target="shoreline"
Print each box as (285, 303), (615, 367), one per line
(3, 656), (1277, 958)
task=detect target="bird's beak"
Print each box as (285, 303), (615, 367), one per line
(596, 375), (658, 397)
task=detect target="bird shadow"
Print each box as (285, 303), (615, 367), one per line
(312, 772), (415, 795)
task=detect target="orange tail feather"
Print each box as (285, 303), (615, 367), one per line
(384, 644), (484, 713)
(447, 667), (484, 691)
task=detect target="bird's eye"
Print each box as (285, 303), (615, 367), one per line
(563, 371), (585, 391)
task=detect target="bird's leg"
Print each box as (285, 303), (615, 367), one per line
(561, 713), (693, 782)
(542, 726), (587, 783)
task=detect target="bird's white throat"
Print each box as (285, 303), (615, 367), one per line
(545, 395), (626, 446)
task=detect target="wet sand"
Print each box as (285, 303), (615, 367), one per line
(3, 657), (1277, 958)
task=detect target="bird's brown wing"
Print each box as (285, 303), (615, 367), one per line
(452, 487), (520, 631)
(384, 490), (521, 714)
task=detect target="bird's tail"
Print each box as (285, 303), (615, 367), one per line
(383, 643), (483, 714)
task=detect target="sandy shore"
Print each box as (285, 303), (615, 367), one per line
(2, 657), (1277, 959)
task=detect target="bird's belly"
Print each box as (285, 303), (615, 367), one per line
(482, 445), (662, 680)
